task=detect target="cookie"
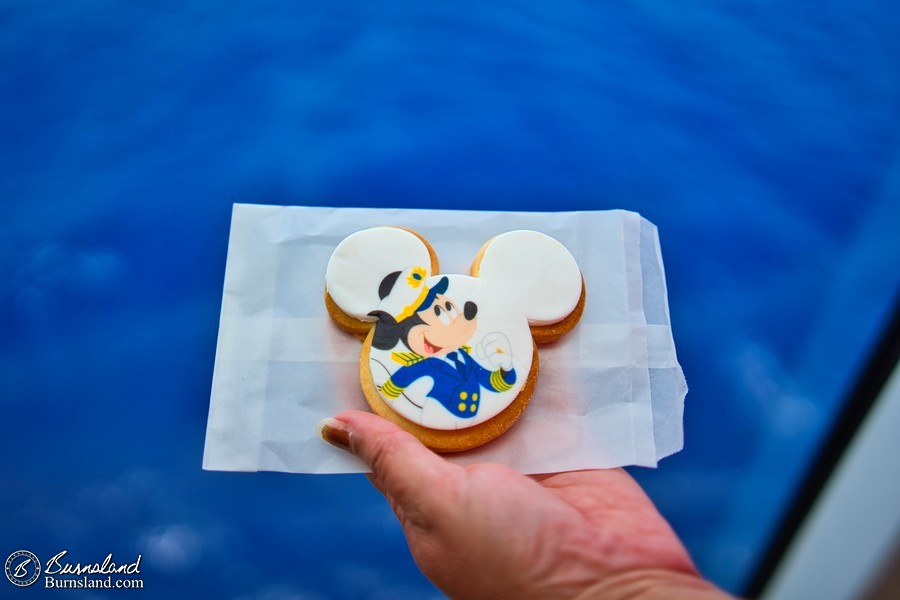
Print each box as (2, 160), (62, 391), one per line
(324, 227), (585, 452)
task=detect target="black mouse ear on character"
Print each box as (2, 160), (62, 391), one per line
(324, 226), (439, 340)
(471, 230), (585, 344)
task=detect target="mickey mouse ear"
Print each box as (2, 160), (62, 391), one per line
(472, 230), (582, 326)
(325, 227), (438, 321)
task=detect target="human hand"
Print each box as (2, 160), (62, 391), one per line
(319, 411), (731, 600)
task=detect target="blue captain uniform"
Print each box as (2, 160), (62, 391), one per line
(380, 348), (516, 418)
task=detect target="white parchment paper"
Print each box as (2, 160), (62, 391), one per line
(202, 204), (687, 474)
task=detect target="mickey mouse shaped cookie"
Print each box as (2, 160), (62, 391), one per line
(325, 227), (585, 452)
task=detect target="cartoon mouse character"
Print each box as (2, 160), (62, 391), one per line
(366, 266), (516, 419)
(324, 226), (584, 443)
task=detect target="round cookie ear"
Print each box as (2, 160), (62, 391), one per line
(472, 230), (583, 328)
(325, 227), (438, 322)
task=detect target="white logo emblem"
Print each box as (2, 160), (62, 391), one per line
(5, 550), (41, 587)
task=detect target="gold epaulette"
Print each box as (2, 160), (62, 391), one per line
(391, 351), (424, 367)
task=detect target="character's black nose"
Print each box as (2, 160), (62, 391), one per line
(464, 301), (478, 320)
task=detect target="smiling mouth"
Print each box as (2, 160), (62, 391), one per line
(423, 336), (443, 355)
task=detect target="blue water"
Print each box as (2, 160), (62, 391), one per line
(2, 1), (899, 596)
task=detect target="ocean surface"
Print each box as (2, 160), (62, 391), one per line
(2, 1), (899, 596)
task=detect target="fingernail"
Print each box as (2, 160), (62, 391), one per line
(317, 417), (351, 453)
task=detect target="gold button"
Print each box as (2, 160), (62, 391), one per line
(469, 404), (476, 412)
(458, 402), (466, 412)
(472, 393), (478, 401)
(460, 391), (468, 400)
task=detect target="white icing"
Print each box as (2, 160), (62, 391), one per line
(476, 230), (582, 326)
(325, 227), (432, 320)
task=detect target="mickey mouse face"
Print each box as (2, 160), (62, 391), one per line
(325, 227), (584, 451)
(389, 286), (478, 359)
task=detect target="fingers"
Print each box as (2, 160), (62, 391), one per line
(318, 410), (461, 524)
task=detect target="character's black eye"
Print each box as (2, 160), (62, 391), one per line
(445, 301), (452, 311)
(434, 305), (442, 317)
(464, 301), (478, 320)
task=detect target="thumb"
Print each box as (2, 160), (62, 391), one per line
(318, 410), (461, 520)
